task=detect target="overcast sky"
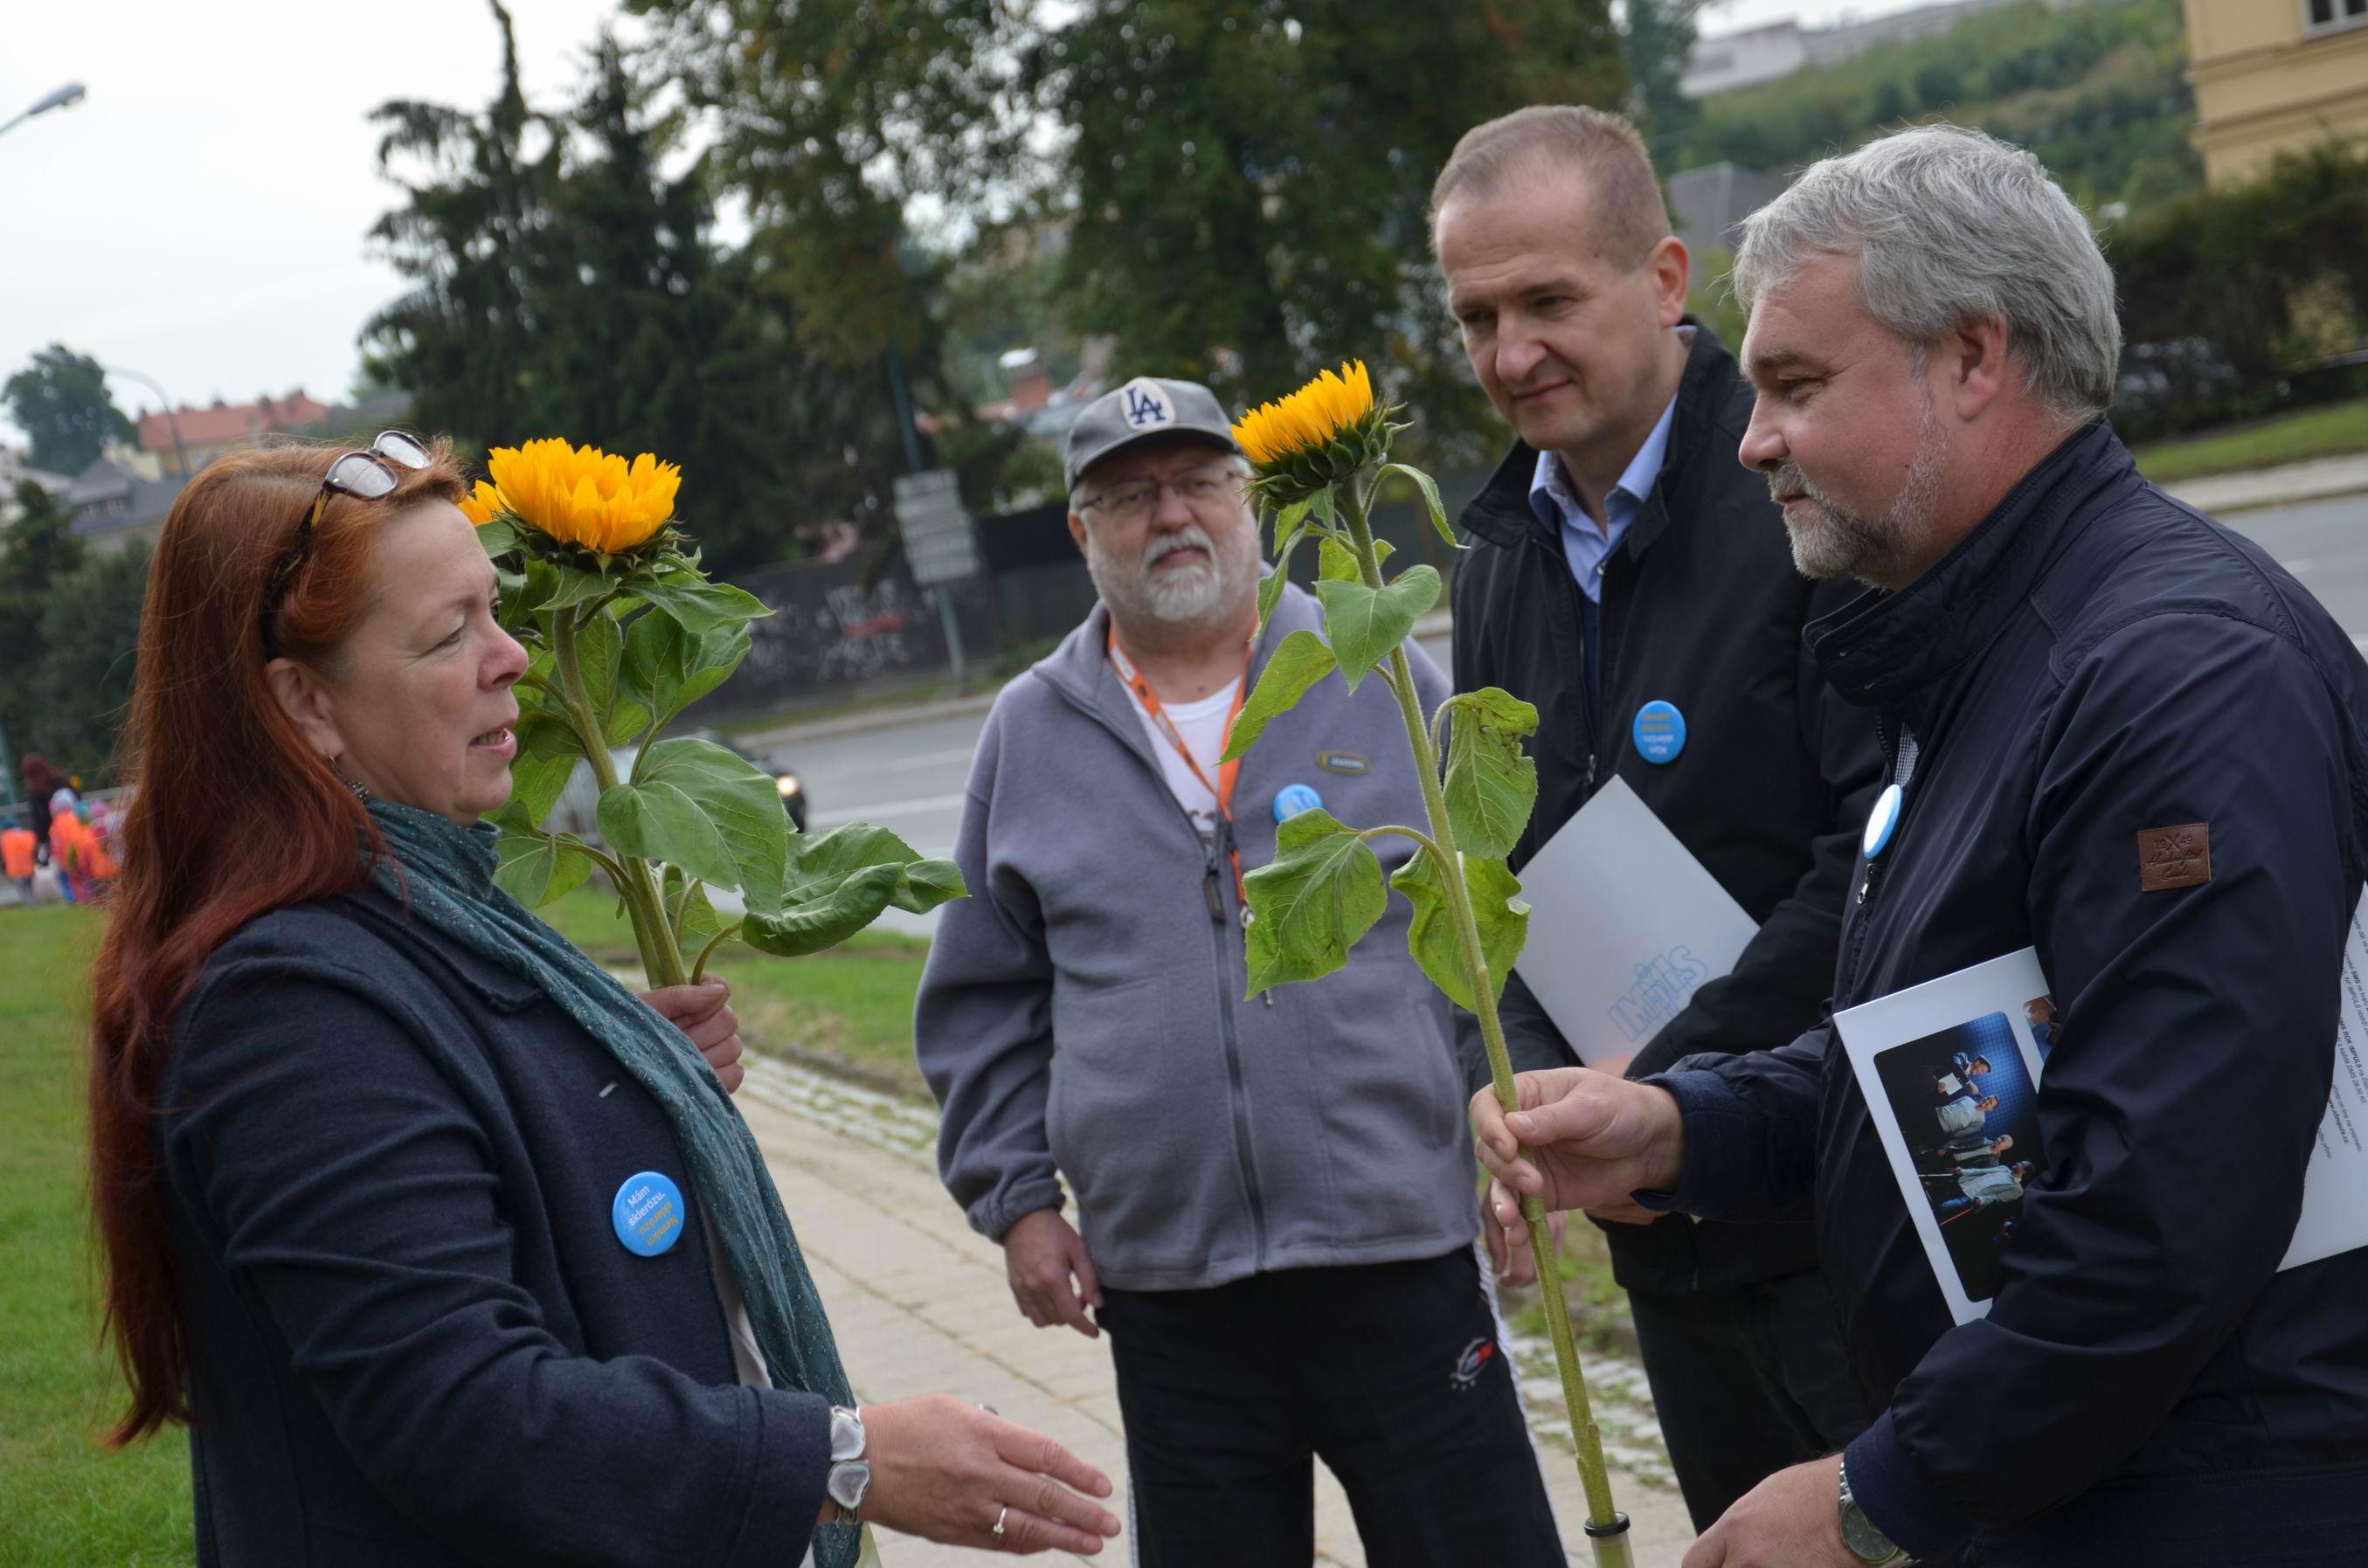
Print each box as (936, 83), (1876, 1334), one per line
(1, 0), (1934, 454)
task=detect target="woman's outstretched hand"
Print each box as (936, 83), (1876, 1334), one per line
(858, 1396), (1123, 1554)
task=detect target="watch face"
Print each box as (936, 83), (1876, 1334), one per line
(827, 1459), (872, 1510)
(1840, 1503), (1898, 1562)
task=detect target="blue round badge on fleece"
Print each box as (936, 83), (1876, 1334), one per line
(1863, 783), (1905, 861)
(1274, 784), (1325, 823)
(612, 1171), (686, 1257)
(1632, 701), (1686, 765)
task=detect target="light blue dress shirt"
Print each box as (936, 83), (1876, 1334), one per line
(1528, 390), (1679, 604)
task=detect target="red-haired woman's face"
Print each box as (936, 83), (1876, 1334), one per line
(269, 500), (528, 825)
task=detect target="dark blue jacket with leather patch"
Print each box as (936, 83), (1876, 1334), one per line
(1651, 422), (2368, 1560)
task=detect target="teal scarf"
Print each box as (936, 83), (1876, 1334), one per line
(365, 801), (861, 1567)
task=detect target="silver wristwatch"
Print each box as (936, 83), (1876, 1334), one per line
(1838, 1460), (1915, 1565)
(823, 1405), (871, 1524)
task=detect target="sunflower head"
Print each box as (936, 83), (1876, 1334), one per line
(1231, 360), (1392, 507)
(485, 439), (682, 557)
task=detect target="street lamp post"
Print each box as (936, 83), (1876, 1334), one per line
(103, 366), (190, 479)
(0, 82), (87, 142)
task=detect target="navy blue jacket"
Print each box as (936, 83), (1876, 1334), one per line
(1453, 323), (1884, 1295)
(159, 886), (830, 1566)
(1651, 422), (2368, 1560)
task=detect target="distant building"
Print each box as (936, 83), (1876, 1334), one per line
(1681, 0), (2105, 100)
(137, 389), (333, 477)
(2185, 0), (2368, 186)
(63, 457), (185, 552)
(1665, 162), (1790, 253)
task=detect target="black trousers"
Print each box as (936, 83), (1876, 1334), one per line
(1097, 1247), (1565, 1568)
(1627, 1265), (1871, 1533)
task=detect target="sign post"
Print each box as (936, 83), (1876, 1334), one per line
(893, 469), (980, 694)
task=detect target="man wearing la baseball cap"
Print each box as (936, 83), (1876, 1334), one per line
(916, 375), (1564, 1565)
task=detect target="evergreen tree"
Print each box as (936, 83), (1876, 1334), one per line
(364, 3), (937, 571)
(26, 540), (150, 779)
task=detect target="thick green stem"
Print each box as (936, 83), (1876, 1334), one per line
(553, 609), (686, 989)
(1340, 483), (1627, 1544)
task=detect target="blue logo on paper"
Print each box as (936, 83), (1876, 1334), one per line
(1632, 701), (1686, 765)
(1607, 947), (1714, 1045)
(612, 1171), (686, 1258)
(1274, 784), (1325, 822)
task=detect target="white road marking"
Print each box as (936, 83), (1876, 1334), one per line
(2281, 557), (2317, 575)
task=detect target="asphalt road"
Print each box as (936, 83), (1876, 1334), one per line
(755, 490), (2368, 936)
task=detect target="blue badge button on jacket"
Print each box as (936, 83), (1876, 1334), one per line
(612, 1171), (686, 1257)
(1632, 701), (1686, 764)
(1863, 783), (1905, 860)
(1274, 784), (1325, 823)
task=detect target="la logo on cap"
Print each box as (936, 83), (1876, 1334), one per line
(1119, 377), (1174, 429)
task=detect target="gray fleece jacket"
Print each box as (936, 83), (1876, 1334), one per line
(916, 584), (1479, 1291)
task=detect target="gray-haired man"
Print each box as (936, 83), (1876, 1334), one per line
(917, 377), (1561, 1566)
(1473, 124), (2368, 1567)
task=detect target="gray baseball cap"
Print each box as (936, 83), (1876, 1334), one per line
(1064, 376), (1244, 491)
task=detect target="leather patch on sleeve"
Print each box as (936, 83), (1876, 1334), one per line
(2138, 823), (2212, 892)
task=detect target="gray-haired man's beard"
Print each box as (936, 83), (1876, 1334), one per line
(1774, 392), (1949, 589)
(1085, 522), (1251, 626)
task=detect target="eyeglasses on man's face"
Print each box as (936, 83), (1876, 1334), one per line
(1077, 462), (1244, 526)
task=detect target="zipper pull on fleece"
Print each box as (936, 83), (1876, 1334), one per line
(1203, 855), (1227, 923)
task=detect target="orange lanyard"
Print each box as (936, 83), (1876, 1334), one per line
(1110, 631), (1255, 910)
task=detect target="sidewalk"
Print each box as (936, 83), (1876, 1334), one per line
(734, 1056), (1698, 1566)
(2161, 452), (2368, 515)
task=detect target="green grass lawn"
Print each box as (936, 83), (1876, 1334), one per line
(0, 905), (194, 1566)
(537, 887), (936, 1097)
(2133, 397), (2368, 486)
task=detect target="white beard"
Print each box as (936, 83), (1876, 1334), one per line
(1086, 521), (1252, 628)
(1777, 385), (1949, 588)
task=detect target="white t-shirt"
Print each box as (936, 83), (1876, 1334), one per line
(1125, 679), (1241, 841)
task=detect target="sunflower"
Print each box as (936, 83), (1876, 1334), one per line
(1231, 360), (1393, 507)
(485, 439), (682, 556)
(457, 479), (505, 527)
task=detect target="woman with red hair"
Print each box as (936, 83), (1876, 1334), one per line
(89, 437), (1120, 1566)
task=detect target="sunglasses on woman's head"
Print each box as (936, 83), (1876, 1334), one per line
(260, 431), (432, 635)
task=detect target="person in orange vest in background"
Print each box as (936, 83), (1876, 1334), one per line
(48, 789), (87, 904)
(80, 799), (121, 897)
(2, 814), (35, 906)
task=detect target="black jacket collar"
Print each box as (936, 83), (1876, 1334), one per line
(1458, 318), (1737, 555)
(1807, 419), (2132, 710)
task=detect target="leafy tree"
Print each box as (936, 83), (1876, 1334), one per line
(0, 481), (91, 778)
(3, 346), (135, 475)
(636, 0), (1628, 470)
(1624, 0), (1714, 147)
(627, 0), (1028, 373)
(26, 540), (150, 778)
(1020, 0), (1628, 464)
